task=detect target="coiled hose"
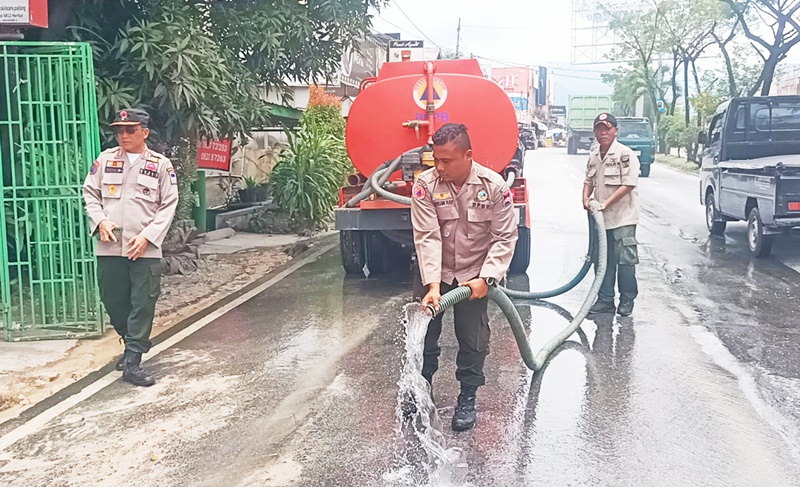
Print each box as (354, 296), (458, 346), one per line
(428, 201), (607, 371)
(345, 147), (426, 208)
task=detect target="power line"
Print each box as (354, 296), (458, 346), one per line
(462, 25), (537, 31)
(393, 0), (441, 47)
(376, 16), (426, 41)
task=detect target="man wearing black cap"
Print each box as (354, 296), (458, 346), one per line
(83, 109), (179, 386)
(582, 112), (640, 316)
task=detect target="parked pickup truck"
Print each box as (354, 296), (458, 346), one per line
(699, 96), (800, 257)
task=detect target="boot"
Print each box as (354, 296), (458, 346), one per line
(122, 351), (155, 387)
(451, 383), (478, 432)
(115, 350), (128, 371)
(401, 372), (434, 418)
(588, 299), (616, 315)
(617, 299), (634, 317)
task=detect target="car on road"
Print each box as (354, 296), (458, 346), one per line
(699, 95), (800, 257)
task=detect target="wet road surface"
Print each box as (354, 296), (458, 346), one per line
(1, 149), (799, 486)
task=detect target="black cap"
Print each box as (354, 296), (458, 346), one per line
(593, 112), (617, 128)
(111, 108), (149, 127)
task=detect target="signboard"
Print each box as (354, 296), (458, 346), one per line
(389, 39), (424, 62)
(0, 0), (48, 27)
(329, 35), (387, 97)
(537, 66), (548, 106)
(510, 96), (529, 112)
(197, 138), (232, 172)
(550, 105), (566, 116)
(491, 66), (532, 95)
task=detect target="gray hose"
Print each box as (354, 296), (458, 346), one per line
(371, 166), (413, 205)
(345, 156), (401, 208)
(505, 170), (516, 188)
(428, 201), (607, 371)
(345, 147), (426, 208)
(499, 213), (597, 300)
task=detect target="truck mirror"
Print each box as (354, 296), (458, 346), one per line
(697, 132), (707, 145)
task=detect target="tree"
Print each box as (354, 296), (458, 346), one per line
(722, 0), (800, 95)
(26, 0), (385, 222)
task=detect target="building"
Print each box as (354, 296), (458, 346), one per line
(774, 65), (800, 95)
(489, 65), (552, 126)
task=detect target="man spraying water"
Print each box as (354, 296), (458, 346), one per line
(410, 123), (518, 431)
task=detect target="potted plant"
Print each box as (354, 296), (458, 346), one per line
(238, 176), (268, 204)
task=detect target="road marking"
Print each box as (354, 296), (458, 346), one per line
(0, 242), (336, 453)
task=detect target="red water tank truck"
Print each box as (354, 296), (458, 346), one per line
(336, 58), (531, 275)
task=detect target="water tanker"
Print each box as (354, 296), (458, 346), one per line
(336, 58), (531, 275)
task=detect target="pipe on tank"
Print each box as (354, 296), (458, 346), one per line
(425, 61), (436, 145)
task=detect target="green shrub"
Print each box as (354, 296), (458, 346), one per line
(269, 128), (349, 230)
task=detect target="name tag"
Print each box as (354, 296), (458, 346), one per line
(139, 168), (158, 178)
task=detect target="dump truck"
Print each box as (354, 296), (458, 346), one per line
(335, 58), (531, 275)
(566, 95), (613, 154)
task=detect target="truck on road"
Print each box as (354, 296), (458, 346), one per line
(566, 95), (612, 155)
(616, 117), (656, 177)
(699, 96), (800, 257)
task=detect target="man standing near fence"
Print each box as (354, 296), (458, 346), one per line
(83, 109), (179, 386)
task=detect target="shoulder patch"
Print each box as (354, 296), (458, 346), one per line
(621, 154), (630, 163)
(413, 183), (427, 200)
(89, 160), (99, 175)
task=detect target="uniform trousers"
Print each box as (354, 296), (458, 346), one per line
(596, 224), (639, 303)
(414, 278), (491, 387)
(97, 256), (162, 353)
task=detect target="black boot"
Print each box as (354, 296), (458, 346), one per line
(115, 350), (128, 371)
(401, 372), (434, 418)
(122, 351), (155, 387)
(451, 383), (478, 431)
(589, 299), (616, 315)
(617, 299), (634, 316)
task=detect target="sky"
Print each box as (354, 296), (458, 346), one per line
(370, 0), (614, 105)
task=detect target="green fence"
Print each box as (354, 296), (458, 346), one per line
(0, 42), (103, 341)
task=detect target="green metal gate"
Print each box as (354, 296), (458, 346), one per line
(0, 42), (103, 341)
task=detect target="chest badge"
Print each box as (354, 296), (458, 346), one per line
(108, 184), (118, 195)
(476, 189), (489, 202)
(433, 192), (452, 200)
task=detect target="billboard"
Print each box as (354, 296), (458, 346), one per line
(491, 66), (532, 95)
(550, 105), (566, 116)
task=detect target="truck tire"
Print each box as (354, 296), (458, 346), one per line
(705, 192), (726, 236)
(640, 164), (651, 177)
(509, 226), (531, 274)
(567, 137), (576, 155)
(747, 207), (773, 258)
(340, 230), (365, 274)
(365, 231), (406, 275)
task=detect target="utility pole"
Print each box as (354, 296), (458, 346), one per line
(455, 17), (461, 58)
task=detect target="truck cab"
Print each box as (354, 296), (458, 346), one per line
(699, 96), (800, 257)
(616, 117), (655, 177)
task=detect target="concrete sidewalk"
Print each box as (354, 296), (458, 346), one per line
(198, 230), (335, 256)
(0, 230), (336, 424)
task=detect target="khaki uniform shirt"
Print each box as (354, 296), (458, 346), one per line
(411, 161), (518, 286)
(83, 145), (179, 258)
(585, 140), (640, 230)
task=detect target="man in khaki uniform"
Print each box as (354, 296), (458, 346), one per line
(582, 113), (640, 316)
(83, 109), (179, 386)
(411, 123), (518, 431)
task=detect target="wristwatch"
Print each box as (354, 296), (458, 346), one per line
(482, 277), (496, 287)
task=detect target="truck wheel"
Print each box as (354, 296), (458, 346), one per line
(365, 231), (405, 275)
(340, 230), (365, 274)
(567, 137), (576, 155)
(747, 207), (773, 258)
(705, 192), (726, 236)
(640, 164), (651, 177)
(509, 226), (531, 274)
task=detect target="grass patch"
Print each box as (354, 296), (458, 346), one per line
(656, 154), (700, 174)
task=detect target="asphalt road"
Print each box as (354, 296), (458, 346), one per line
(1, 148), (799, 486)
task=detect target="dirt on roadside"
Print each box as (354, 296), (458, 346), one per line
(0, 246), (292, 424)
